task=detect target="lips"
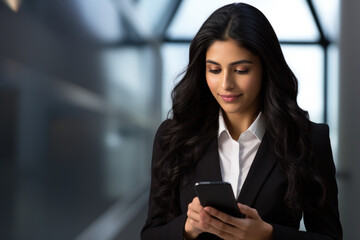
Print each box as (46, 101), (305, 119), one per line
(219, 93), (243, 102)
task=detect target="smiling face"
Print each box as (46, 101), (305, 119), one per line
(205, 38), (263, 120)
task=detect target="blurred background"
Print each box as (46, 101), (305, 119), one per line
(0, 0), (359, 239)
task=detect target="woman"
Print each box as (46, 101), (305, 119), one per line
(141, 3), (342, 240)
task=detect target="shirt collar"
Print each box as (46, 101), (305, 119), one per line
(218, 110), (229, 138)
(218, 110), (266, 141)
(247, 111), (266, 141)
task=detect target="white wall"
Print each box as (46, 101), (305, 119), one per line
(338, 1), (360, 239)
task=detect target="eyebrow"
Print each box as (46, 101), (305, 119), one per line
(206, 59), (254, 66)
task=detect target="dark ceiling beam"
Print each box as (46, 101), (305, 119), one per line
(111, 0), (183, 43)
(158, 0), (183, 38)
(305, 0), (330, 46)
(305, 0), (329, 123)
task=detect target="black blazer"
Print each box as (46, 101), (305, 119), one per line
(141, 121), (342, 240)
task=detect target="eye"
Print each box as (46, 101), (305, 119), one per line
(235, 69), (249, 74)
(208, 68), (221, 74)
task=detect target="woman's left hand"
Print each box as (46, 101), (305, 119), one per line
(203, 203), (273, 240)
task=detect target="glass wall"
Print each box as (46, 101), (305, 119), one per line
(163, 0), (340, 162)
(0, 0), (340, 239)
(0, 0), (164, 239)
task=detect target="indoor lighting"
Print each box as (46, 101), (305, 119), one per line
(3, 0), (22, 12)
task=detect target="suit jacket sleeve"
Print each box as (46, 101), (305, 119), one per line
(141, 120), (187, 240)
(272, 124), (342, 240)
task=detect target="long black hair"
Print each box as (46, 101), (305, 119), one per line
(153, 2), (326, 221)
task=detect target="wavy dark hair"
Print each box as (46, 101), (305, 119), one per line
(153, 3), (326, 221)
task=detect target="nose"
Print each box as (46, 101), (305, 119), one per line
(221, 71), (235, 90)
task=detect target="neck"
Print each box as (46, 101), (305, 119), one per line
(223, 110), (259, 140)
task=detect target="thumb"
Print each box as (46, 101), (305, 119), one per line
(237, 203), (260, 219)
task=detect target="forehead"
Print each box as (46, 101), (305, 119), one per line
(206, 39), (258, 63)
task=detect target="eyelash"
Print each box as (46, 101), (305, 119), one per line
(208, 69), (249, 74)
(209, 69), (221, 74)
(235, 69), (249, 74)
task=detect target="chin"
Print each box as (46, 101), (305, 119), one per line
(222, 108), (242, 114)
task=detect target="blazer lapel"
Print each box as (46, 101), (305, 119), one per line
(237, 132), (277, 206)
(194, 138), (222, 182)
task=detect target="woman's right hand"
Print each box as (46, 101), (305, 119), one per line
(184, 197), (209, 239)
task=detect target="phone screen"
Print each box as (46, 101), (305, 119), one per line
(194, 181), (244, 218)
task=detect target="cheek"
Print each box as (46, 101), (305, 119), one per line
(241, 76), (262, 94)
(206, 75), (218, 94)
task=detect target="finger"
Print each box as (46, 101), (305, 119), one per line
(198, 213), (239, 239)
(187, 198), (209, 223)
(193, 196), (201, 205)
(187, 208), (201, 222)
(184, 215), (203, 238)
(187, 207), (212, 223)
(190, 208), (216, 232)
(188, 197), (203, 213)
(204, 206), (236, 224)
(238, 203), (260, 220)
(204, 207), (241, 234)
(186, 210), (207, 233)
(192, 197), (202, 209)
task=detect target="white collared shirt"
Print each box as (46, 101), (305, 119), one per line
(218, 110), (266, 198)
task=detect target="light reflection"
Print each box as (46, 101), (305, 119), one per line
(281, 45), (324, 123)
(73, 0), (122, 42)
(4, 0), (22, 12)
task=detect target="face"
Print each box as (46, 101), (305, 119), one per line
(205, 39), (263, 119)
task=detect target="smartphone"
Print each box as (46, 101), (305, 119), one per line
(194, 181), (244, 218)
